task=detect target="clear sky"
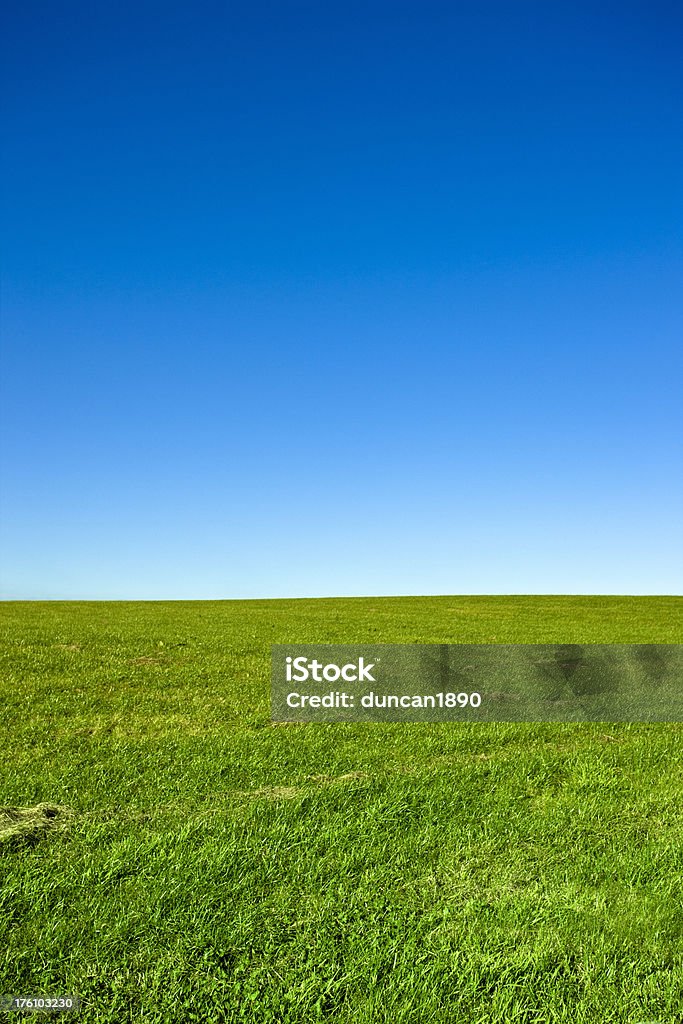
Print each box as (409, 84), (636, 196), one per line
(1, 1), (681, 599)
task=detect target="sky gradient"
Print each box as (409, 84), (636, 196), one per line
(1, 1), (681, 599)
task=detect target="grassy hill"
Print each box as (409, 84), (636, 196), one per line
(1, 596), (681, 1022)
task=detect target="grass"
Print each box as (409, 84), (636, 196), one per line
(0, 595), (682, 1023)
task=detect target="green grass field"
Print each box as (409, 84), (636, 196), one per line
(1, 596), (682, 1023)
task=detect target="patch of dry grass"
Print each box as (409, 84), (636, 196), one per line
(0, 803), (75, 847)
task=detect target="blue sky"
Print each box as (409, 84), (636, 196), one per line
(1, 0), (681, 599)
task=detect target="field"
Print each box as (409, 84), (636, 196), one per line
(1, 596), (682, 1023)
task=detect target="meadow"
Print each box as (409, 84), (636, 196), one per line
(1, 596), (682, 1023)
